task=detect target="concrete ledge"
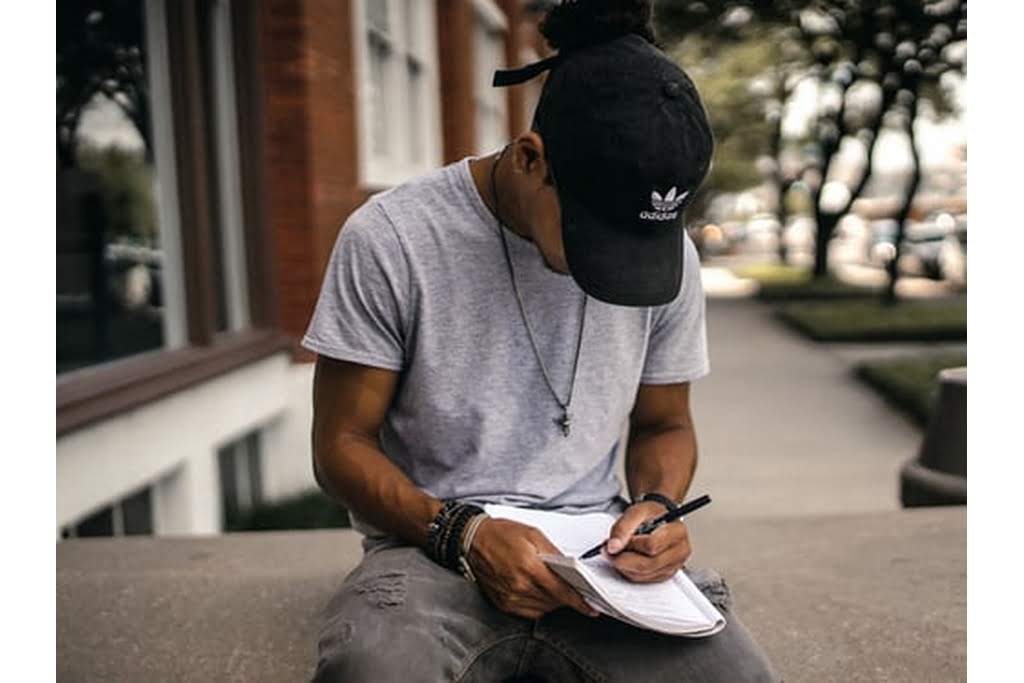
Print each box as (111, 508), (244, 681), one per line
(57, 508), (965, 682)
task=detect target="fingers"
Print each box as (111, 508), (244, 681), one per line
(626, 520), (684, 557)
(611, 522), (692, 584)
(605, 501), (666, 555)
(529, 563), (599, 618)
(523, 529), (599, 617)
(478, 581), (550, 620)
(473, 523), (598, 619)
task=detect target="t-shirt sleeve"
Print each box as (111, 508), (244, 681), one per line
(639, 234), (710, 384)
(300, 202), (411, 371)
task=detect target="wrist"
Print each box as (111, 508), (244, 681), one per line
(424, 500), (485, 577)
(459, 513), (489, 582)
(632, 492), (679, 514)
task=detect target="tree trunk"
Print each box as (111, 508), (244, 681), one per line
(767, 89), (789, 265)
(884, 95), (922, 306)
(813, 210), (840, 278)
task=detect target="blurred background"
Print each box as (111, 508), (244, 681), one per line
(56, 0), (966, 539)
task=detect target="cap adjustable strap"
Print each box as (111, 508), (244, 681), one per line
(492, 54), (562, 87)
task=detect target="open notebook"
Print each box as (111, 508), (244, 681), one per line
(484, 504), (726, 637)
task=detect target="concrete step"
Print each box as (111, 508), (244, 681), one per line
(57, 507), (965, 682)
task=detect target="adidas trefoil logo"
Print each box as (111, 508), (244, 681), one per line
(641, 186), (688, 221)
(652, 187), (688, 211)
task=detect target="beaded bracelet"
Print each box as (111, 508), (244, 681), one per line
(425, 500), (459, 566)
(458, 513), (488, 583)
(425, 500), (485, 572)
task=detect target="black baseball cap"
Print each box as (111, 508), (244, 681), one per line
(495, 33), (714, 307)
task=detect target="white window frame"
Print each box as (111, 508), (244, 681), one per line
(472, 0), (509, 154)
(207, 0), (251, 332)
(351, 0), (443, 189)
(144, 0), (188, 350)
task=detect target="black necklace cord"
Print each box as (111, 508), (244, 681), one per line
(489, 146), (587, 437)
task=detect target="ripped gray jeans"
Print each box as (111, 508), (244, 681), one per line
(311, 539), (780, 682)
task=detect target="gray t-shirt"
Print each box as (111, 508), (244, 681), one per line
(302, 157), (709, 537)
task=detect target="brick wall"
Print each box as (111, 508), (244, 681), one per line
(259, 0), (369, 360)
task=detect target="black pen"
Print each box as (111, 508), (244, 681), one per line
(579, 494), (712, 560)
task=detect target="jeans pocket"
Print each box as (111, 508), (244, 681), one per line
(685, 566), (732, 611)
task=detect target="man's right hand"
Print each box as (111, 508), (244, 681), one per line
(467, 518), (600, 620)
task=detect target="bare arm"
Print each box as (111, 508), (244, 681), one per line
(310, 353), (596, 618)
(605, 382), (698, 582)
(624, 382), (698, 502)
(311, 355), (441, 546)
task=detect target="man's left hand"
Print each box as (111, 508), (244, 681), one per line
(604, 501), (692, 583)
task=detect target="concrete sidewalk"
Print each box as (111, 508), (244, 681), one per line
(687, 298), (924, 519)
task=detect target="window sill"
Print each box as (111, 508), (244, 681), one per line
(57, 329), (294, 437)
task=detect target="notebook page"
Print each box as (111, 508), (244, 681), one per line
(580, 557), (713, 626)
(483, 504), (615, 556)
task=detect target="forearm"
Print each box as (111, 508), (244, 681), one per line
(624, 423), (698, 503)
(314, 432), (442, 548)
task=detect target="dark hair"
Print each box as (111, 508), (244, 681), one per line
(539, 0), (658, 53)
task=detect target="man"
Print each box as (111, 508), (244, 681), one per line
(302, 10), (778, 682)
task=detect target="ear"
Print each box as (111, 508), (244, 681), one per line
(510, 131), (547, 178)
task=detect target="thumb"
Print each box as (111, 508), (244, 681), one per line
(606, 503), (659, 555)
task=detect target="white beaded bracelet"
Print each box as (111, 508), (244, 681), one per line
(457, 513), (489, 582)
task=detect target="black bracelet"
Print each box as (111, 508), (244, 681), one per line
(425, 500), (485, 572)
(426, 500), (459, 566)
(633, 492), (679, 513)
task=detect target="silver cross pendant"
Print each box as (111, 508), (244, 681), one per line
(556, 410), (572, 437)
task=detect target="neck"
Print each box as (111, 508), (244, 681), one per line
(469, 147), (531, 241)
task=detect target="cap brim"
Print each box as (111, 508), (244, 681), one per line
(561, 193), (683, 307)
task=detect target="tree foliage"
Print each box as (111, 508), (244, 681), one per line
(653, 0), (966, 279)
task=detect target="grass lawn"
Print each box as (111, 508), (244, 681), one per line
(731, 263), (881, 301)
(854, 352), (967, 427)
(775, 298), (967, 342)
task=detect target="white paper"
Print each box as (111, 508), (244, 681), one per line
(484, 504), (726, 637)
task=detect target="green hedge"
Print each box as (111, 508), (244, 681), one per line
(731, 264), (880, 302)
(775, 298), (967, 342)
(226, 489), (351, 532)
(854, 353), (967, 427)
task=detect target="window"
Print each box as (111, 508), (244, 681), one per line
(218, 429), (264, 528)
(61, 486), (154, 538)
(57, 0), (255, 376)
(353, 0), (442, 187)
(56, 1), (286, 435)
(57, 0), (180, 374)
(473, 0), (509, 154)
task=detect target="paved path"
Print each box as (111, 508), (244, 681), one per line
(686, 298), (924, 520)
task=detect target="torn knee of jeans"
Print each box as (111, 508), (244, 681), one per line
(319, 616), (356, 652)
(353, 570), (407, 608)
(687, 567), (732, 611)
